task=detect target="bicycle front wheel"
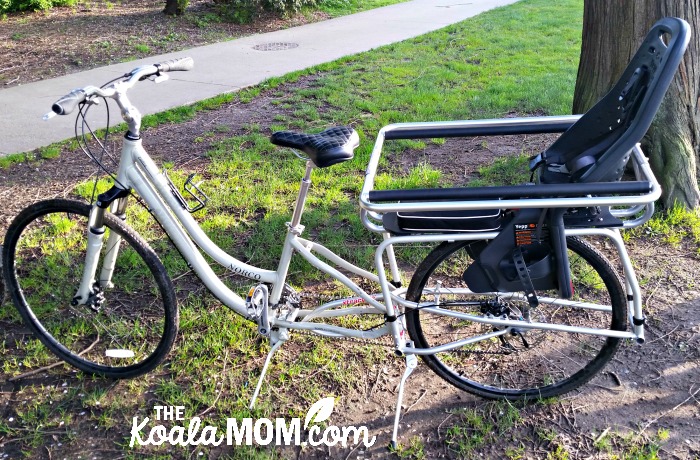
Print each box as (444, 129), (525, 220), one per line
(3, 199), (178, 378)
(405, 237), (626, 400)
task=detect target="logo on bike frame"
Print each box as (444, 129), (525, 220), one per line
(228, 263), (262, 280)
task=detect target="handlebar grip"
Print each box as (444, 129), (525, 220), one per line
(52, 89), (87, 115)
(155, 57), (194, 72)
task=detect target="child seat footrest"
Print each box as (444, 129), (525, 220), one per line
(383, 209), (502, 234)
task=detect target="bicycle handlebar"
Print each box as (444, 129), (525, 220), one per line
(155, 57), (194, 73)
(46, 57), (194, 117)
(51, 89), (88, 116)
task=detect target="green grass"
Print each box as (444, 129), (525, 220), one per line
(101, 0), (582, 278)
(0, 144), (62, 168)
(445, 408), (495, 455)
(319, 0), (407, 17)
(592, 429), (671, 460)
(393, 435), (427, 460)
(133, 43), (151, 54)
(469, 154), (532, 187)
(444, 401), (523, 456)
(631, 203), (700, 249)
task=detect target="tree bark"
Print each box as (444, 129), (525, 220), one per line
(572, 1), (700, 209)
(164, 0), (182, 15)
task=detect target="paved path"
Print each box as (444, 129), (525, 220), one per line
(0, 0), (518, 156)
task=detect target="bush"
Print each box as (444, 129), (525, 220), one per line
(0, 0), (77, 14)
(213, 0), (317, 23)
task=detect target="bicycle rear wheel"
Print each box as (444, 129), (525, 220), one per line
(3, 199), (178, 378)
(405, 237), (626, 400)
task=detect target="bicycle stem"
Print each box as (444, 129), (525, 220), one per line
(114, 82), (142, 138)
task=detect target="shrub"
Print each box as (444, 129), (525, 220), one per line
(213, 0), (317, 23)
(0, 0), (77, 14)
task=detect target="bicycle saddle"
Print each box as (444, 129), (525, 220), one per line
(270, 126), (360, 168)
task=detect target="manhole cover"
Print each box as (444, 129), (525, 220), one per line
(253, 42), (299, 51)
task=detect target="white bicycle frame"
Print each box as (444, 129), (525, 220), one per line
(74, 135), (422, 350)
(77, 128), (656, 355)
(69, 65), (655, 364)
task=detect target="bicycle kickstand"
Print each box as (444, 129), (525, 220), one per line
(249, 339), (285, 410)
(391, 346), (418, 449)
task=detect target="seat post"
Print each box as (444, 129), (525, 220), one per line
(289, 160), (314, 229)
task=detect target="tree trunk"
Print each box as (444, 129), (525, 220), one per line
(572, 1), (700, 209)
(163, 0), (182, 15)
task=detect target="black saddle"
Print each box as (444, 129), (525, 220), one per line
(270, 126), (360, 168)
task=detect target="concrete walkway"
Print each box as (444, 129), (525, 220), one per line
(0, 0), (518, 156)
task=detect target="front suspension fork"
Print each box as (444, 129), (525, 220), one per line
(72, 196), (128, 305)
(99, 197), (128, 288)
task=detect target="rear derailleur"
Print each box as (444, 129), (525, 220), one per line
(480, 299), (538, 351)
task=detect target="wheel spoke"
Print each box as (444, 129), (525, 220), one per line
(405, 238), (626, 399)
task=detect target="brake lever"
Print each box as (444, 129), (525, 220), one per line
(151, 73), (169, 84)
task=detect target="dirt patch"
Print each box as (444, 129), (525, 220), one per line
(0, 0), (329, 88)
(390, 132), (560, 186)
(0, 73), (699, 459)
